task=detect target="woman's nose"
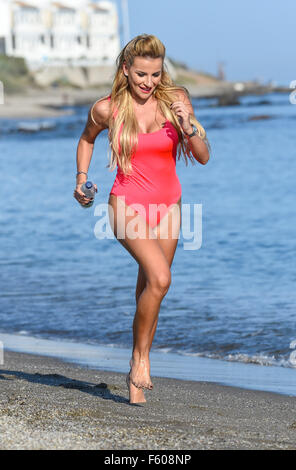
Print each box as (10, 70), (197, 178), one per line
(144, 77), (153, 87)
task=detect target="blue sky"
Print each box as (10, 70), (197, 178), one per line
(113, 0), (294, 85)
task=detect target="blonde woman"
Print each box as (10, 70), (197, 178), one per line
(74, 34), (210, 404)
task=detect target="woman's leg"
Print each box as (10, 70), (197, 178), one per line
(108, 195), (174, 400)
(134, 199), (181, 351)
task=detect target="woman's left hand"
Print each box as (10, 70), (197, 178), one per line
(170, 101), (192, 134)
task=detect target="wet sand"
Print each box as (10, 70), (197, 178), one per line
(1, 350), (296, 450)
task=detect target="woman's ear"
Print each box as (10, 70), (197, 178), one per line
(122, 62), (128, 77)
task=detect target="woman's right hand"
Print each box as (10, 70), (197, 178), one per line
(73, 182), (98, 206)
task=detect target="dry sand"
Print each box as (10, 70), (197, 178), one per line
(0, 87), (109, 119)
(0, 83), (283, 120)
(1, 350), (296, 450)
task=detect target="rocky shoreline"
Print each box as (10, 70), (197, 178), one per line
(0, 56), (290, 119)
(0, 80), (290, 120)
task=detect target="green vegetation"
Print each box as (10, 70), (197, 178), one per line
(0, 55), (36, 94)
(168, 56), (219, 85)
(168, 57), (189, 70)
(175, 73), (198, 85)
(50, 76), (82, 89)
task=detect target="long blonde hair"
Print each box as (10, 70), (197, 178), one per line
(106, 34), (210, 174)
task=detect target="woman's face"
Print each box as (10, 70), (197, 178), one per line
(123, 56), (163, 100)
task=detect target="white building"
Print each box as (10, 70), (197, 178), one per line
(0, 0), (120, 68)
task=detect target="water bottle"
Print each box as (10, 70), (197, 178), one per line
(80, 181), (96, 208)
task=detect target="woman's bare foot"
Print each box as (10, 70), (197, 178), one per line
(126, 373), (146, 404)
(126, 359), (146, 403)
(130, 356), (153, 390)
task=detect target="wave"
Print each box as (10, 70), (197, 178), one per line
(176, 350), (296, 369)
(11, 330), (296, 370)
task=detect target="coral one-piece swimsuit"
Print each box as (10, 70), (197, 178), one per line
(91, 98), (182, 229)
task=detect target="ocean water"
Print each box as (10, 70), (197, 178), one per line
(0, 92), (296, 371)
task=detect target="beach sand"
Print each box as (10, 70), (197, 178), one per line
(1, 350), (296, 450)
(0, 87), (109, 119)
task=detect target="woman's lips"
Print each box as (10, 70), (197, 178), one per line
(139, 86), (152, 94)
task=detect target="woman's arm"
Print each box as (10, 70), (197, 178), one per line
(76, 98), (110, 185)
(171, 90), (210, 165)
(74, 98), (110, 205)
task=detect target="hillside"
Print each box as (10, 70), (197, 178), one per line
(0, 55), (36, 94)
(168, 57), (222, 86)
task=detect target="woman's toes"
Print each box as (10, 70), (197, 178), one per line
(129, 382), (146, 404)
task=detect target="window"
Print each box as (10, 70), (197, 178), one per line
(12, 34), (16, 50)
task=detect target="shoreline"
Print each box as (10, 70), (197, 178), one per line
(1, 348), (296, 449)
(1, 332), (296, 398)
(0, 87), (110, 119)
(0, 85), (290, 119)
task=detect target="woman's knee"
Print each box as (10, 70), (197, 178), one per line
(148, 268), (171, 297)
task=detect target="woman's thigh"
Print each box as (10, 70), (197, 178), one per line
(108, 194), (170, 281)
(154, 198), (181, 265)
(136, 198), (182, 287)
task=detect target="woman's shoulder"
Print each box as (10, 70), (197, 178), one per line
(172, 87), (194, 113)
(90, 95), (112, 127)
(173, 87), (191, 103)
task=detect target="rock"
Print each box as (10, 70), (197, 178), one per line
(248, 115), (272, 121)
(217, 94), (240, 106)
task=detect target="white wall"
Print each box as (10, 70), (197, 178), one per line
(0, 0), (120, 67)
(0, 0), (11, 36)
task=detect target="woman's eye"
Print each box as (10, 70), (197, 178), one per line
(137, 73), (160, 77)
